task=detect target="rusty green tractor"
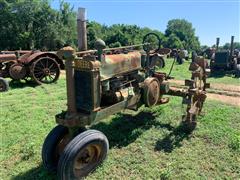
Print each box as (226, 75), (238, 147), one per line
(42, 33), (209, 179)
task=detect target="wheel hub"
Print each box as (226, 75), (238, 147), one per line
(74, 144), (101, 171)
(43, 68), (50, 75)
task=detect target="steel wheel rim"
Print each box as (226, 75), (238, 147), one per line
(73, 143), (102, 177)
(32, 58), (60, 84)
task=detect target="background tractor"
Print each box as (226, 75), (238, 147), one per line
(210, 36), (240, 76)
(0, 50), (64, 92)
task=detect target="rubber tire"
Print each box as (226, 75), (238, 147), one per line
(0, 77), (9, 92)
(57, 130), (109, 180)
(235, 64), (240, 77)
(177, 56), (184, 64)
(157, 58), (165, 68)
(42, 125), (69, 172)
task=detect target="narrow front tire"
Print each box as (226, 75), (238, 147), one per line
(57, 130), (109, 180)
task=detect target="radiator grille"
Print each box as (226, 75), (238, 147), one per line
(75, 70), (93, 111)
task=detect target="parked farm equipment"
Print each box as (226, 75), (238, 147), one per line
(210, 36), (240, 76)
(0, 50), (64, 92)
(168, 49), (189, 64)
(42, 30), (209, 179)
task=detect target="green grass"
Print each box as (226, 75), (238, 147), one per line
(0, 76), (240, 180)
(161, 58), (240, 85)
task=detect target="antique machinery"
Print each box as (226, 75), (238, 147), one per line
(42, 31), (209, 179)
(210, 36), (240, 74)
(0, 50), (64, 92)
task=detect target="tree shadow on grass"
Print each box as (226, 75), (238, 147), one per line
(155, 123), (192, 153)
(91, 110), (174, 148)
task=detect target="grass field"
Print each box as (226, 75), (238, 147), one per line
(1, 75), (240, 179)
(161, 58), (240, 85)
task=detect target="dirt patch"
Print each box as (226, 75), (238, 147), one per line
(210, 83), (240, 93)
(169, 79), (240, 93)
(207, 94), (240, 107)
(169, 79), (240, 107)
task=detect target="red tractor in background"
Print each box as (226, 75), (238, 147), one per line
(0, 50), (64, 92)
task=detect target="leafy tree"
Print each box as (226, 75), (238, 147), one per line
(223, 42), (240, 50)
(165, 19), (200, 50)
(0, 0), (76, 50)
(164, 34), (183, 49)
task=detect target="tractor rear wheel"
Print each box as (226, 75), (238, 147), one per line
(31, 57), (60, 85)
(42, 125), (69, 172)
(57, 130), (109, 180)
(0, 77), (9, 92)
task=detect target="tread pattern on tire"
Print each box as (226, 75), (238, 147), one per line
(42, 125), (68, 172)
(58, 130), (109, 180)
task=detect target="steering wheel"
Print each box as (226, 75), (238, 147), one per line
(142, 33), (161, 53)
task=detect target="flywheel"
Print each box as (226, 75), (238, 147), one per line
(9, 63), (27, 80)
(143, 77), (160, 107)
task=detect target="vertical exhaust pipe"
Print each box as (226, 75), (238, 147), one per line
(216, 37), (220, 51)
(77, 8), (87, 51)
(230, 36), (234, 57)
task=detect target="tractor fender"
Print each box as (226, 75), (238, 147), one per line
(18, 52), (65, 69)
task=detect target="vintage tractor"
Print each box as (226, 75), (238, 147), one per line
(210, 36), (240, 75)
(41, 33), (209, 179)
(0, 50), (64, 92)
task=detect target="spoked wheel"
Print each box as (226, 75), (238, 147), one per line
(31, 57), (60, 85)
(0, 77), (9, 92)
(42, 125), (70, 172)
(58, 130), (109, 180)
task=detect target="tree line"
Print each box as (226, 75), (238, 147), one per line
(1, 0), (238, 51)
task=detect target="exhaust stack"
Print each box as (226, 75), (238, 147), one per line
(77, 8), (87, 51)
(216, 37), (220, 51)
(230, 36), (234, 57)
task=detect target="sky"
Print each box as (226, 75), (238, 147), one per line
(51, 0), (240, 46)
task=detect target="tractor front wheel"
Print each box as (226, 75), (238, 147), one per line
(57, 130), (109, 180)
(42, 125), (70, 172)
(0, 77), (9, 92)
